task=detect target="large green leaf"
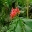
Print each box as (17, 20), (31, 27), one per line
(6, 18), (32, 32)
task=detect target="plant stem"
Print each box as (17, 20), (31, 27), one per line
(26, 0), (29, 19)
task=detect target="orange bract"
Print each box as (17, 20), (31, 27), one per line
(10, 7), (20, 19)
(15, 7), (20, 14)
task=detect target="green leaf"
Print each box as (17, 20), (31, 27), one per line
(22, 18), (32, 32)
(15, 23), (21, 32)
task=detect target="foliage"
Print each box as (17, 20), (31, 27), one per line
(0, 17), (32, 32)
(0, 0), (32, 32)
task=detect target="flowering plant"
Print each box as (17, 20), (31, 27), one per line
(10, 7), (20, 19)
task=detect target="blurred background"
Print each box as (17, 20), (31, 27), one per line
(0, 0), (32, 32)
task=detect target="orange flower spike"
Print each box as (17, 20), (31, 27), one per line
(10, 8), (17, 19)
(15, 7), (20, 14)
(10, 7), (20, 19)
(11, 11), (17, 18)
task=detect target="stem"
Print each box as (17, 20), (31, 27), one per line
(26, 0), (29, 19)
(22, 22), (25, 32)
